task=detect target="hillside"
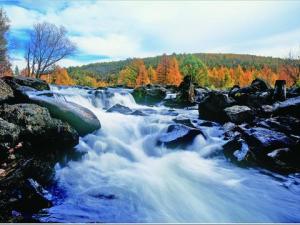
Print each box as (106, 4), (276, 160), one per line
(67, 53), (296, 81)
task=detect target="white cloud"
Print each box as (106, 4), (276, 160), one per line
(3, 0), (300, 69)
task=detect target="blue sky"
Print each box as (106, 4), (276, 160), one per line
(1, 0), (300, 69)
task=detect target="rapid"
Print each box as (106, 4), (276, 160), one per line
(36, 86), (300, 223)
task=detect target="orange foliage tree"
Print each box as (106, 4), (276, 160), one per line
(136, 63), (150, 86)
(156, 54), (182, 86)
(166, 57), (182, 86)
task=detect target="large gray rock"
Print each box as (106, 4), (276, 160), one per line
(0, 79), (14, 103)
(2, 76), (50, 91)
(29, 95), (101, 136)
(0, 104), (79, 149)
(224, 105), (253, 124)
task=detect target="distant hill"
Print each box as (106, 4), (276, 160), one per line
(67, 53), (296, 81)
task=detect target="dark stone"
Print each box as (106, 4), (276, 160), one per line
(2, 76), (50, 91)
(198, 91), (235, 122)
(287, 86), (300, 98)
(14, 178), (52, 213)
(107, 104), (133, 115)
(256, 116), (300, 136)
(222, 138), (253, 164)
(224, 105), (253, 124)
(132, 85), (167, 105)
(0, 104), (79, 150)
(239, 126), (296, 154)
(273, 96), (300, 118)
(0, 79), (14, 103)
(228, 85), (240, 98)
(250, 78), (270, 92)
(157, 124), (206, 148)
(273, 80), (286, 101)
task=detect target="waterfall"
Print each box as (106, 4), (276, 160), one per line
(37, 86), (300, 223)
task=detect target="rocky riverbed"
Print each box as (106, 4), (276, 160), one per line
(0, 76), (300, 222)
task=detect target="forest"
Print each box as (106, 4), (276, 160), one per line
(65, 53), (300, 88)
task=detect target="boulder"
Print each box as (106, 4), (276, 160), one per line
(2, 76), (50, 91)
(224, 105), (253, 124)
(28, 95), (101, 136)
(0, 104), (79, 150)
(157, 124), (205, 148)
(132, 85), (167, 105)
(198, 91), (235, 122)
(229, 79), (272, 107)
(255, 116), (300, 136)
(273, 96), (300, 118)
(106, 104), (132, 114)
(0, 79), (14, 103)
(239, 126), (296, 153)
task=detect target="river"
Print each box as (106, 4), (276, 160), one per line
(36, 86), (300, 223)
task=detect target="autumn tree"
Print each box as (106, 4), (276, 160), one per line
(148, 66), (157, 83)
(181, 54), (208, 86)
(0, 8), (11, 76)
(136, 63), (150, 86)
(156, 54), (169, 84)
(25, 22), (76, 78)
(51, 66), (75, 85)
(118, 59), (144, 87)
(166, 57), (182, 86)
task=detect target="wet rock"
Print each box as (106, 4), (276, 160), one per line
(132, 85), (167, 105)
(0, 79), (14, 103)
(259, 105), (274, 117)
(239, 126), (296, 153)
(14, 178), (52, 213)
(198, 91), (235, 122)
(273, 96), (300, 118)
(256, 116), (300, 136)
(222, 138), (253, 164)
(2, 76), (50, 91)
(0, 104), (79, 150)
(157, 124), (205, 148)
(224, 105), (253, 124)
(106, 104), (133, 114)
(28, 95), (100, 136)
(287, 86), (300, 98)
(130, 110), (147, 116)
(173, 116), (196, 128)
(198, 120), (219, 127)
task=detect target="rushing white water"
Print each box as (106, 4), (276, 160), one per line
(37, 86), (300, 223)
